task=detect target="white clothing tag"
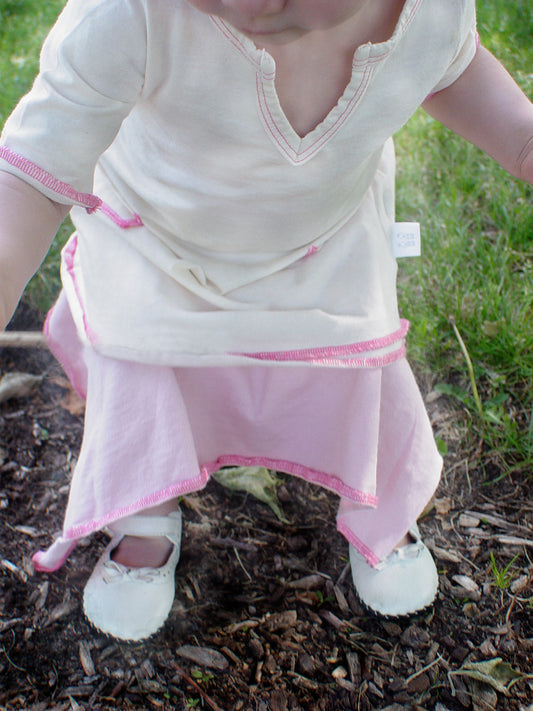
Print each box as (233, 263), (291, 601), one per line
(392, 222), (421, 258)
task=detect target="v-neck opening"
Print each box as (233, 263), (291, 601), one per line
(255, 54), (374, 163)
(210, 0), (421, 164)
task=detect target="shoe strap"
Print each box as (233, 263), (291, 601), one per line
(109, 511), (182, 541)
(373, 524), (424, 570)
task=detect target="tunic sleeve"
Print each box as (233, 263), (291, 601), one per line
(429, 0), (478, 95)
(0, 0), (147, 209)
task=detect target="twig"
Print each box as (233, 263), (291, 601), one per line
(505, 595), (517, 634)
(172, 662), (226, 711)
(0, 331), (48, 348)
(405, 653), (444, 685)
(233, 546), (253, 582)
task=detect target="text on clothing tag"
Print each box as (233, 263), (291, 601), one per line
(392, 222), (421, 258)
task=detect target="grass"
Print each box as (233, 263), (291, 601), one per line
(489, 551), (520, 590)
(1, 1), (532, 475)
(395, 1), (533, 475)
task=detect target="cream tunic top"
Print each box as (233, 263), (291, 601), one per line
(0, 0), (477, 366)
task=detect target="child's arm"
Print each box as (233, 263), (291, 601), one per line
(0, 172), (69, 330)
(423, 46), (533, 184)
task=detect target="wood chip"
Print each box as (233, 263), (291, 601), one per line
(13, 524), (39, 537)
(287, 671), (320, 691)
(0, 558), (28, 582)
(176, 645), (229, 671)
(335, 677), (357, 692)
(0, 618), (24, 633)
(333, 584), (350, 615)
(332, 665), (348, 680)
(400, 625), (430, 650)
(495, 535), (533, 548)
(319, 610), (347, 630)
(286, 574), (325, 590)
(0, 372), (43, 403)
(268, 689), (289, 711)
(452, 575), (480, 593)
(225, 619), (260, 634)
(264, 610), (297, 631)
(78, 642), (96, 677)
(430, 545), (462, 564)
(346, 652), (362, 684)
(464, 510), (513, 529)
(458, 514), (480, 528)
(434, 497), (453, 516)
(47, 600), (78, 625)
(510, 574), (531, 594)
(407, 672), (431, 694)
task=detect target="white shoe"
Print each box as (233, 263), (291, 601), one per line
(83, 510), (182, 641)
(349, 524), (438, 617)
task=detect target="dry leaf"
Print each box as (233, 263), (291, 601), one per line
(473, 679), (498, 711)
(50, 375), (86, 415)
(0, 372), (42, 403)
(60, 388), (86, 416)
(450, 657), (525, 695)
(213, 466), (288, 522)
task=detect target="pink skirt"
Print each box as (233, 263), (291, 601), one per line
(33, 292), (442, 571)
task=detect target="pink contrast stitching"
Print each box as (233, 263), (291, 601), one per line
(337, 519), (381, 567)
(34, 462), (378, 570)
(99, 202), (144, 228)
(257, 64), (373, 163)
(211, 17), (277, 76)
(0, 146), (101, 211)
(236, 320), (409, 362)
(0, 146), (143, 228)
(62, 471), (210, 540)
(303, 344), (407, 368)
(204, 455), (378, 506)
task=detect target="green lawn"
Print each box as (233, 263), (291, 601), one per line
(1, 0), (532, 474)
(395, 2), (533, 473)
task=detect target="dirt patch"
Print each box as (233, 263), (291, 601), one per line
(1, 306), (532, 711)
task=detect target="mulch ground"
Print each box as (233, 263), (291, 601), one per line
(0, 305), (532, 711)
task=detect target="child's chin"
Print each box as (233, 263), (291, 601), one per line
(240, 27), (308, 45)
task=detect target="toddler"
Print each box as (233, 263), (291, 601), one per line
(1, 0), (532, 641)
